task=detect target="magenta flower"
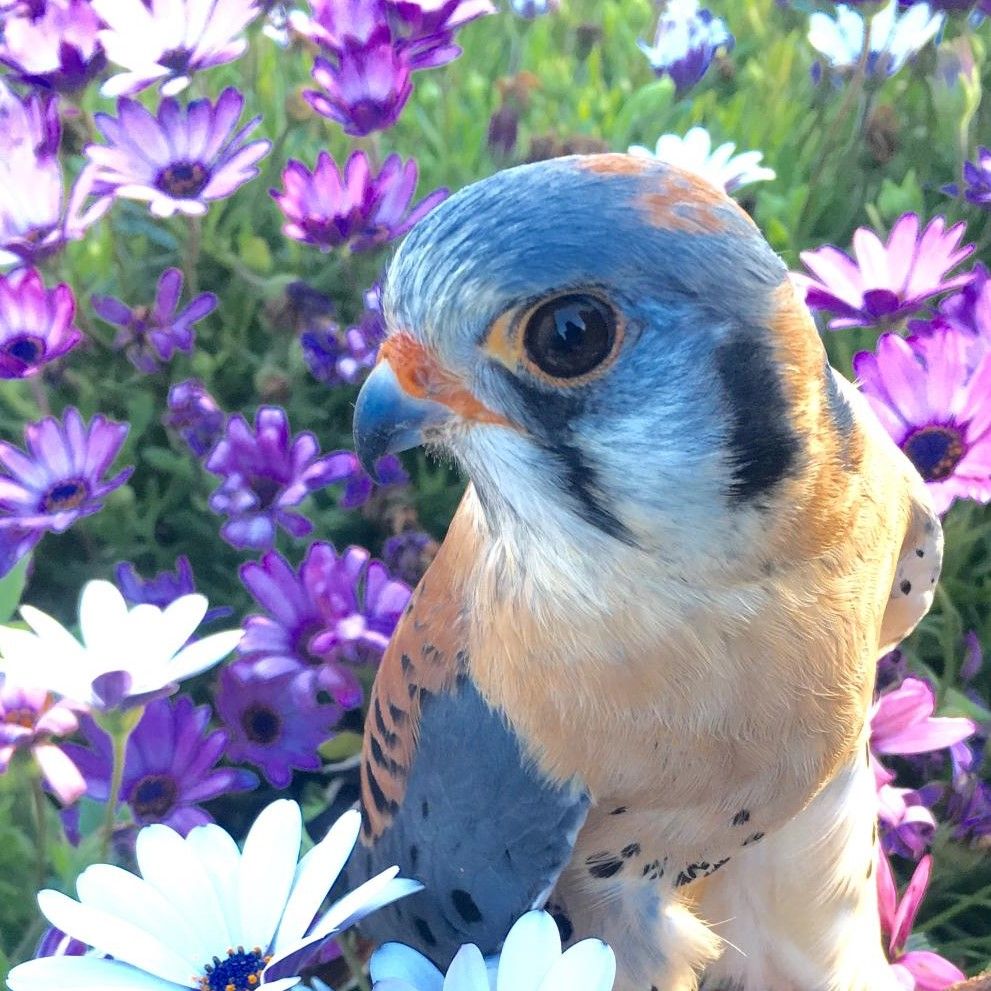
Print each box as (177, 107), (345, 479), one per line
(91, 0), (261, 96)
(62, 696), (257, 835)
(0, 408), (132, 576)
(272, 150), (447, 252)
(797, 214), (975, 329)
(911, 262), (991, 373)
(307, 42), (413, 135)
(92, 267), (216, 373)
(871, 677), (976, 757)
(205, 406), (358, 550)
(0, 681), (85, 804)
(237, 542), (411, 708)
(86, 87), (271, 218)
(215, 661), (341, 787)
(0, 268), (82, 379)
(877, 782), (937, 859)
(164, 378), (226, 457)
(854, 330), (991, 513)
(0, 0), (106, 92)
(0, 83), (109, 267)
(877, 851), (966, 990)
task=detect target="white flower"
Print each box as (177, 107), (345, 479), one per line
(808, 1), (943, 77)
(8, 800), (420, 991)
(629, 125), (775, 193)
(370, 910), (616, 991)
(0, 579), (243, 709)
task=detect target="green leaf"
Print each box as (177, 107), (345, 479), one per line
(318, 731), (364, 762)
(0, 556), (30, 624)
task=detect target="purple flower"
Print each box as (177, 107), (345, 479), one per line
(238, 542), (411, 708)
(944, 146), (991, 207)
(34, 928), (87, 959)
(877, 782), (937, 859)
(0, 408), (132, 576)
(797, 214), (975, 330)
(91, 267), (216, 373)
(164, 378), (226, 457)
(877, 851), (966, 990)
(637, 0), (733, 98)
(0, 680), (85, 804)
(382, 529), (436, 585)
(299, 287), (385, 385)
(86, 87), (271, 218)
(205, 406), (358, 550)
(911, 261), (991, 372)
(948, 773), (991, 843)
(307, 41), (414, 135)
(91, 0), (261, 97)
(340, 453), (409, 508)
(115, 554), (233, 623)
(854, 329), (991, 514)
(0, 0), (106, 92)
(0, 83), (109, 267)
(272, 150), (448, 252)
(871, 677), (976, 757)
(62, 696), (257, 835)
(215, 661), (341, 787)
(0, 268), (82, 379)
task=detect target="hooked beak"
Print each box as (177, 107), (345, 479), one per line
(353, 359), (452, 477)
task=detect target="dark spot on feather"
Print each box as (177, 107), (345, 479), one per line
(374, 699), (398, 748)
(900, 579), (912, 595)
(389, 702), (408, 725)
(421, 799), (429, 819)
(401, 652), (414, 672)
(732, 809), (750, 826)
(586, 852), (624, 878)
(610, 806), (627, 815)
(407, 682), (418, 698)
(715, 335), (798, 502)
(409, 844), (419, 870)
(366, 767), (398, 817)
(551, 909), (573, 942)
(451, 889), (483, 924)
(742, 832), (765, 846)
(621, 843), (641, 858)
(916, 548), (925, 557)
(413, 915), (437, 947)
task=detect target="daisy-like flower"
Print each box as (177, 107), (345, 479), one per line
(63, 696), (257, 834)
(205, 406), (359, 550)
(808, 2), (944, 79)
(871, 676), (976, 759)
(339, 455), (409, 509)
(0, 408), (132, 576)
(0, 0), (106, 92)
(86, 88), (271, 219)
(216, 662), (341, 788)
(912, 262), (991, 373)
(298, 285), (385, 386)
(637, 0), (733, 98)
(165, 379), (227, 458)
(877, 782), (937, 859)
(854, 330), (991, 513)
(0, 268), (82, 378)
(0, 83), (109, 268)
(0, 679), (85, 804)
(0, 579), (243, 710)
(371, 910), (617, 991)
(91, 0), (261, 97)
(877, 851), (966, 990)
(92, 267), (217, 373)
(272, 150), (448, 253)
(7, 800), (421, 991)
(797, 214), (974, 330)
(629, 125), (775, 194)
(237, 542), (411, 709)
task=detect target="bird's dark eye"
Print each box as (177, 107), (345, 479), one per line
(522, 293), (617, 380)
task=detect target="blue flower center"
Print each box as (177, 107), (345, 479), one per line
(199, 946), (271, 991)
(157, 161), (210, 198)
(41, 478), (89, 512)
(901, 426), (965, 483)
(242, 703), (282, 744)
(131, 774), (178, 820)
(3, 335), (45, 365)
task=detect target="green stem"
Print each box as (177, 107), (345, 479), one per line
(185, 216), (202, 297)
(338, 932), (371, 991)
(917, 884), (991, 933)
(31, 773), (48, 892)
(101, 727), (128, 861)
(29, 376), (50, 417)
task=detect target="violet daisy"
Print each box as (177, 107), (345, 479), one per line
(384, 0), (494, 65)
(215, 661), (341, 788)
(0, 679), (85, 804)
(797, 213), (975, 330)
(854, 330), (991, 513)
(205, 406), (358, 550)
(92, 267), (216, 373)
(307, 41), (414, 136)
(0, 83), (109, 267)
(0, 408), (132, 576)
(0, 0), (106, 92)
(62, 696), (256, 834)
(34, 928), (87, 959)
(237, 542), (411, 709)
(637, 0), (733, 98)
(116, 555), (233, 623)
(164, 378), (226, 458)
(91, 0), (261, 97)
(877, 851), (966, 989)
(0, 268), (82, 379)
(910, 262), (991, 373)
(272, 150), (448, 253)
(86, 87), (271, 219)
